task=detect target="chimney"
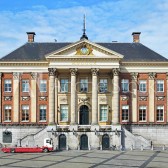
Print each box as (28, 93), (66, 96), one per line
(132, 32), (141, 43)
(26, 32), (36, 42)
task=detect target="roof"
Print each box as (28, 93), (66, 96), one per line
(1, 42), (167, 62)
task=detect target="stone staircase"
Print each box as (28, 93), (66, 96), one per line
(122, 128), (151, 149)
(19, 126), (48, 147)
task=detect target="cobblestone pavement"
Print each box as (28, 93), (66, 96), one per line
(0, 150), (168, 168)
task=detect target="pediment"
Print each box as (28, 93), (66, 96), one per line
(46, 39), (124, 59)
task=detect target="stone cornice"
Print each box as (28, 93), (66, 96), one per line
(121, 61), (168, 67)
(0, 61), (48, 66)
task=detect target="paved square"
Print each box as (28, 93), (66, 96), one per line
(0, 149), (168, 168)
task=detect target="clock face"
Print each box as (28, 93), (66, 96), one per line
(80, 47), (89, 55)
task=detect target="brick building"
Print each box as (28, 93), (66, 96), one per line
(0, 29), (168, 150)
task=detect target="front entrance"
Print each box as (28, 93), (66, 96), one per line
(80, 134), (88, 150)
(59, 134), (66, 150)
(102, 134), (110, 150)
(79, 105), (89, 125)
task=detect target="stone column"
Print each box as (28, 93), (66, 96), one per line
(13, 72), (20, 123)
(70, 68), (77, 124)
(148, 72), (156, 122)
(112, 68), (119, 124)
(0, 73), (2, 123)
(55, 72), (58, 123)
(48, 68), (56, 124)
(31, 72), (37, 123)
(91, 68), (99, 125)
(131, 72), (138, 123)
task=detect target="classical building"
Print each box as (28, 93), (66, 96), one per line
(0, 27), (168, 150)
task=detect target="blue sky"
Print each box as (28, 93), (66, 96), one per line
(0, 0), (168, 58)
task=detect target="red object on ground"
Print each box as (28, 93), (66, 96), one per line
(1, 146), (53, 153)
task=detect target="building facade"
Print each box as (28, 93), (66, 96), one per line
(0, 31), (168, 150)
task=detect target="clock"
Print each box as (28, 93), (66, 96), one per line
(80, 47), (89, 55)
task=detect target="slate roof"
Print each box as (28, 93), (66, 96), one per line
(1, 42), (167, 62)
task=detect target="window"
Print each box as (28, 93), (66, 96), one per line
(60, 79), (68, 93)
(121, 79), (129, 92)
(99, 79), (108, 93)
(40, 80), (47, 92)
(4, 80), (12, 92)
(4, 105), (11, 121)
(39, 105), (47, 121)
(22, 80), (29, 92)
(100, 105), (108, 121)
(3, 131), (12, 143)
(139, 106), (146, 122)
(21, 105), (29, 121)
(80, 79), (88, 92)
(157, 106), (164, 121)
(139, 80), (147, 92)
(60, 105), (68, 121)
(157, 80), (164, 92)
(122, 105), (129, 121)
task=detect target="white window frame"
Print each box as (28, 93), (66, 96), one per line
(99, 79), (108, 93)
(40, 80), (47, 92)
(4, 105), (11, 122)
(39, 105), (47, 121)
(4, 79), (12, 92)
(22, 80), (29, 92)
(121, 79), (129, 92)
(122, 105), (129, 122)
(139, 106), (147, 122)
(100, 105), (108, 121)
(60, 79), (69, 93)
(157, 80), (164, 92)
(21, 105), (29, 122)
(139, 80), (147, 92)
(60, 104), (68, 122)
(156, 106), (164, 122)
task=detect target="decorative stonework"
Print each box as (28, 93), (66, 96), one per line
(139, 96), (147, 101)
(48, 68), (57, 76)
(99, 97), (107, 102)
(157, 96), (164, 101)
(31, 72), (38, 79)
(21, 96), (30, 101)
(91, 68), (99, 76)
(4, 96), (12, 101)
(13, 72), (20, 79)
(75, 44), (93, 55)
(131, 72), (138, 80)
(60, 97), (68, 102)
(148, 72), (156, 80)
(79, 97), (89, 103)
(39, 96), (47, 101)
(121, 96), (129, 101)
(70, 68), (78, 76)
(113, 68), (119, 76)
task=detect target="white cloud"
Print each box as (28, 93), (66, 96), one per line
(0, 0), (168, 58)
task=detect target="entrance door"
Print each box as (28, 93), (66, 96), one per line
(59, 134), (66, 150)
(80, 105), (89, 125)
(80, 134), (88, 150)
(102, 134), (110, 150)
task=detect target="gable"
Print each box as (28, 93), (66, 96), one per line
(45, 39), (124, 59)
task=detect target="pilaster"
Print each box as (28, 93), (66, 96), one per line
(30, 72), (37, 123)
(131, 72), (138, 123)
(112, 68), (119, 124)
(48, 68), (56, 124)
(148, 72), (156, 122)
(91, 68), (99, 125)
(13, 72), (20, 123)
